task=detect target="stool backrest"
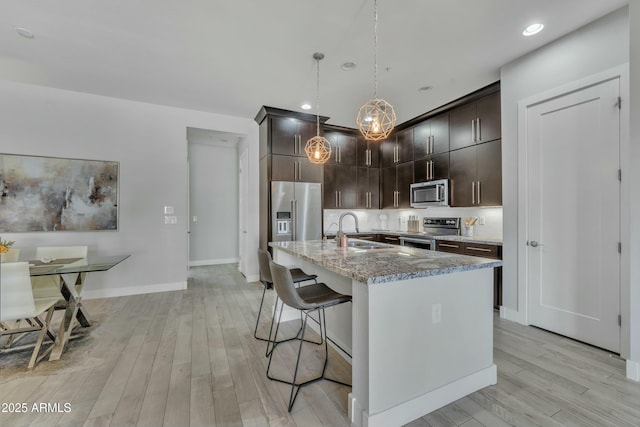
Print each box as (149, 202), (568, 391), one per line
(257, 249), (273, 284)
(269, 260), (308, 310)
(0, 262), (37, 321)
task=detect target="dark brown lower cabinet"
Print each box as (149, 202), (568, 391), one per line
(436, 240), (503, 309)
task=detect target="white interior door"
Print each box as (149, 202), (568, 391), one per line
(526, 77), (621, 352)
(238, 149), (248, 275)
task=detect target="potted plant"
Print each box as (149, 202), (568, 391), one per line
(0, 237), (19, 262)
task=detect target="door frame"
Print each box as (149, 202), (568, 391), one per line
(516, 64), (630, 357)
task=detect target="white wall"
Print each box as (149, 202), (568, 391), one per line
(0, 80), (260, 298)
(628, 0), (640, 379)
(500, 6), (629, 311)
(500, 5), (639, 374)
(187, 135), (239, 265)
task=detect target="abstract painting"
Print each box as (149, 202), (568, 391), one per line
(0, 154), (118, 232)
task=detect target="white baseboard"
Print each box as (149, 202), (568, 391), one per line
(189, 258), (239, 267)
(244, 274), (260, 283)
(627, 359), (640, 382)
(500, 306), (525, 324)
(82, 281), (187, 299)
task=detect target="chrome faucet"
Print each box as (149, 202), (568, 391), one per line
(336, 212), (360, 241)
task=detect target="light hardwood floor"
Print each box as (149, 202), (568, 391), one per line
(1, 264), (639, 427)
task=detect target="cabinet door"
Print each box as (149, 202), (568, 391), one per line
(271, 155), (297, 181)
(323, 164), (355, 208)
(356, 167), (370, 209)
(356, 136), (378, 167)
(430, 114), (450, 154)
(326, 131), (357, 166)
(431, 152), (450, 181)
(380, 138), (396, 167)
(476, 92), (501, 144)
(414, 153), (450, 183)
(396, 129), (414, 163)
(449, 103), (477, 151)
(449, 146), (477, 207)
(381, 166), (397, 208)
(298, 158), (323, 183)
(271, 117), (302, 156)
(396, 161), (414, 208)
(476, 140), (502, 206)
(368, 167), (380, 209)
(413, 122), (431, 160)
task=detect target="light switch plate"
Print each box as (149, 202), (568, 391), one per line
(164, 206), (174, 214)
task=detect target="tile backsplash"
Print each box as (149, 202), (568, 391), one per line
(324, 207), (503, 240)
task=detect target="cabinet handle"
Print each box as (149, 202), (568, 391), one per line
(471, 120), (475, 142)
(476, 118), (481, 141)
(430, 136), (434, 154)
(439, 243), (460, 249)
(339, 190), (342, 207)
(472, 181), (476, 204)
(338, 146), (342, 163)
(335, 191), (338, 207)
(477, 180), (481, 204)
(467, 246), (492, 252)
(367, 149), (371, 166)
(395, 145), (399, 163)
(430, 160), (434, 180)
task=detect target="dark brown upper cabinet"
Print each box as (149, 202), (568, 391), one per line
(325, 130), (357, 166)
(449, 140), (501, 207)
(356, 167), (380, 209)
(381, 162), (413, 208)
(413, 152), (449, 183)
(271, 154), (323, 183)
(449, 91), (500, 151)
(270, 116), (318, 157)
(381, 129), (414, 167)
(356, 135), (380, 167)
(323, 164), (357, 209)
(413, 114), (450, 159)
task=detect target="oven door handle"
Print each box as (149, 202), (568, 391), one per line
(400, 237), (435, 247)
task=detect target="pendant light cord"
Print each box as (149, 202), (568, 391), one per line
(316, 55), (321, 136)
(373, 0), (378, 99)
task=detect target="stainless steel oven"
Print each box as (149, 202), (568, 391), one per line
(399, 236), (435, 250)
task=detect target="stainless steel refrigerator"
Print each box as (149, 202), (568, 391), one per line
(271, 181), (322, 243)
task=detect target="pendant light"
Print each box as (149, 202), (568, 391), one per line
(305, 52), (332, 164)
(356, 0), (396, 141)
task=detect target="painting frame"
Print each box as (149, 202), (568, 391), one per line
(0, 153), (119, 232)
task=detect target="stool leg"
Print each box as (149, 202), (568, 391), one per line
(253, 282), (268, 340)
(287, 311), (310, 412)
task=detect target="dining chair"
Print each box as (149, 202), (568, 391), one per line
(32, 246), (88, 300)
(0, 248), (20, 263)
(0, 262), (61, 369)
(255, 249), (318, 353)
(267, 260), (352, 412)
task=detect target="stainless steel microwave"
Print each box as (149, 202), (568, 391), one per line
(410, 179), (449, 207)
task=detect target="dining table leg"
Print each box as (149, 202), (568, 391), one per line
(49, 271), (87, 361)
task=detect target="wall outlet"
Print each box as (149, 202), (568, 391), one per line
(164, 206), (174, 214)
(164, 215), (178, 224)
(432, 303), (442, 324)
(479, 216), (486, 225)
(192, 216), (198, 222)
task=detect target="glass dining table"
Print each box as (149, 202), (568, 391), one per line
(28, 254), (130, 361)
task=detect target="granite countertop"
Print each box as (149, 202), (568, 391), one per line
(324, 230), (503, 246)
(269, 239), (502, 285)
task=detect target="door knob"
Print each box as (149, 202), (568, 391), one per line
(528, 240), (542, 247)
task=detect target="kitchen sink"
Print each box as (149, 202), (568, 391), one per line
(346, 240), (390, 250)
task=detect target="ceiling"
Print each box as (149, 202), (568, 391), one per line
(0, 0), (628, 128)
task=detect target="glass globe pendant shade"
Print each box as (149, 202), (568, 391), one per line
(356, 98), (397, 141)
(304, 135), (332, 164)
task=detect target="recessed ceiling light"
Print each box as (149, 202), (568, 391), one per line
(522, 23), (544, 36)
(15, 27), (35, 39)
(301, 103), (312, 110)
(341, 61), (357, 71)
(418, 86), (433, 92)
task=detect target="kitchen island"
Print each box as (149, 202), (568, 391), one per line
(270, 239), (501, 427)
